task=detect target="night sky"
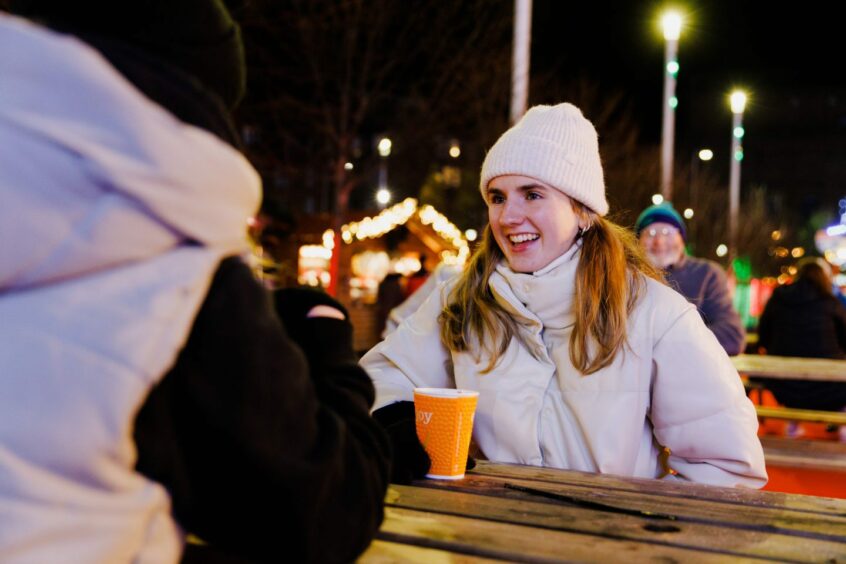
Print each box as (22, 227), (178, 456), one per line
(528, 0), (846, 225)
(533, 0), (843, 141)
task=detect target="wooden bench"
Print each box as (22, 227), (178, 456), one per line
(734, 353), (845, 434)
(761, 436), (846, 472)
(755, 405), (846, 426)
(760, 436), (846, 498)
(732, 354), (846, 382)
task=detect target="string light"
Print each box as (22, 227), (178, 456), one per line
(297, 229), (338, 286)
(340, 198), (469, 265)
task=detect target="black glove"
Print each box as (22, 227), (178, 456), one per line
(274, 286), (348, 328)
(273, 286), (352, 364)
(372, 401), (431, 485)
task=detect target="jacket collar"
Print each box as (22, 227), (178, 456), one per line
(489, 241), (581, 330)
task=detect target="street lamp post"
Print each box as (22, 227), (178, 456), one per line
(377, 136), (392, 209)
(660, 11), (682, 201)
(728, 90), (747, 261)
(510, 0), (532, 124)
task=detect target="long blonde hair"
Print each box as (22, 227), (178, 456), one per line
(440, 207), (662, 374)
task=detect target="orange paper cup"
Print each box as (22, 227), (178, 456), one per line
(413, 388), (479, 480)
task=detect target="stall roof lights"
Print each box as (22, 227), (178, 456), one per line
(341, 199), (470, 264)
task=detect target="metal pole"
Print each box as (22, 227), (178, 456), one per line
(660, 38), (678, 201)
(729, 111), (743, 262)
(510, 0), (532, 124)
(378, 160), (387, 191)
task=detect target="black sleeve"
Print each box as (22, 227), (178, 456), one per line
(756, 294), (775, 352)
(834, 300), (846, 351)
(133, 257), (391, 563)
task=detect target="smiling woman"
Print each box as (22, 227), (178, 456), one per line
(486, 177), (583, 274)
(361, 103), (768, 491)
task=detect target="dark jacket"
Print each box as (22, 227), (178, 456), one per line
(135, 257), (391, 563)
(758, 277), (846, 360)
(755, 277), (846, 411)
(665, 255), (746, 355)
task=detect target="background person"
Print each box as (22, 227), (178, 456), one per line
(0, 3), (389, 562)
(404, 255), (431, 297)
(635, 202), (746, 355)
(376, 271), (406, 338)
(755, 257), (846, 412)
(363, 103), (766, 489)
(381, 262), (463, 338)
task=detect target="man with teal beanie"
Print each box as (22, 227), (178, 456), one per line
(635, 203), (746, 355)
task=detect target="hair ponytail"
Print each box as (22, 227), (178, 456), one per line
(571, 216), (662, 374)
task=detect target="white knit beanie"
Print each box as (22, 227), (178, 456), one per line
(480, 103), (608, 216)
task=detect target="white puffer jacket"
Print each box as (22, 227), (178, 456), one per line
(362, 243), (767, 488)
(0, 14), (260, 563)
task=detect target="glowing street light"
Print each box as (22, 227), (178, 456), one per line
(698, 148), (713, 161)
(652, 193), (664, 205)
(377, 137), (392, 157)
(728, 90), (747, 261)
(449, 141), (461, 159)
(376, 188), (391, 206)
(660, 10), (683, 201)
(730, 91), (748, 114)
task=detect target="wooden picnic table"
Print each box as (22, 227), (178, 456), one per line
(360, 460), (846, 562)
(732, 354), (846, 382)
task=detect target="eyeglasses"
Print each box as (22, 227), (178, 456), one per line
(643, 226), (679, 239)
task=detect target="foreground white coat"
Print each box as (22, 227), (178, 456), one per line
(0, 14), (259, 562)
(362, 245), (767, 488)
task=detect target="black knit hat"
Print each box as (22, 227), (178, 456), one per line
(10, 0), (246, 109)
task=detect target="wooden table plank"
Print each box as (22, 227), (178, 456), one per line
(384, 486), (846, 562)
(732, 354), (846, 382)
(359, 539), (500, 563)
(468, 461), (846, 515)
(375, 506), (751, 563)
(415, 474), (846, 539)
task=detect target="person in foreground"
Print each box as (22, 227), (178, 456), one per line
(635, 202), (746, 355)
(362, 103), (767, 488)
(0, 3), (388, 562)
